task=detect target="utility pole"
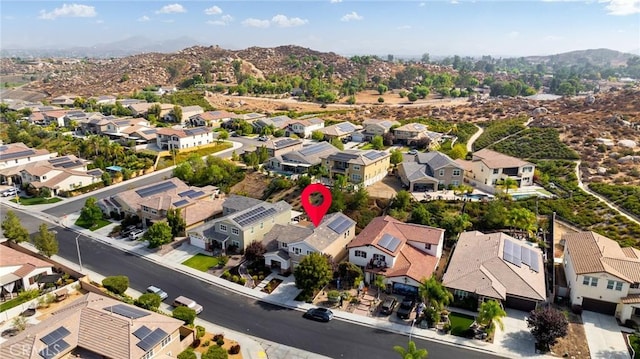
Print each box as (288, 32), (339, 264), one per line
(75, 234), (84, 273)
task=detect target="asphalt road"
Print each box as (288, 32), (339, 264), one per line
(4, 208), (501, 359)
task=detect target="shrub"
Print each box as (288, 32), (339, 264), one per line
(196, 325), (205, 339)
(221, 270), (231, 279)
(213, 334), (224, 342)
(177, 348), (197, 359)
(102, 275), (129, 295)
(228, 344), (241, 354)
(202, 345), (228, 359)
(191, 339), (201, 348)
(231, 275), (239, 283)
(327, 290), (340, 303)
(173, 306), (197, 325)
(203, 340), (211, 347)
(134, 293), (161, 311)
(216, 338), (225, 346)
(238, 277), (246, 285)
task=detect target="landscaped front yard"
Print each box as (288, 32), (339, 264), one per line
(11, 197), (62, 205)
(449, 312), (475, 337)
(182, 254), (219, 272)
(75, 218), (111, 231)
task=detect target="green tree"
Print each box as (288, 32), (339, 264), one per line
(337, 262), (364, 288)
(374, 274), (386, 299)
(135, 293), (162, 311)
(218, 129), (229, 141)
(311, 131), (325, 141)
(177, 348), (197, 359)
(390, 149), (404, 167)
(371, 135), (384, 150)
(330, 137), (344, 150)
(392, 190), (412, 211)
(101, 172), (112, 186)
(477, 300), (507, 331)
(407, 92), (418, 102)
(393, 341), (428, 359)
(2, 211), (29, 243)
(419, 275), (453, 310)
(294, 252), (333, 296)
(527, 306), (568, 352)
(143, 222), (173, 248)
(173, 306), (197, 325)
(506, 207), (537, 235)
(79, 197), (104, 227)
(202, 345), (228, 359)
(167, 208), (186, 238)
(33, 223), (58, 258)
(102, 275), (129, 295)
(172, 105), (183, 122)
(450, 144), (468, 159)
(297, 175), (311, 189)
(378, 97), (385, 103)
(497, 177), (518, 194)
(377, 84), (388, 94)
(348, 186), (369, 210)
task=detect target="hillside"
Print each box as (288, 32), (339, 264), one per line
(525, 48), (636, 67)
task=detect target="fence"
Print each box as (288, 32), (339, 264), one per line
(0, 280), (80, 323)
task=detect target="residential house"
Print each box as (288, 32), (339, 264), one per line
(263, 213), (356, 274)
(347, 216), (445, 296)
(163, 105), (204, 124)
(285, 117), (325, 138)
(120, 126), (158, 144)
(189, 110), (236, 127)
(127, 102), (173, 118)
(361, 119), (400, 141)
(156, 127), (214, 150)
(116, 98), (144, 107)
(398, 152), (464, 192)
(41, 110), (69, 127)
(442, 231), (546, 311)
(465, 148), (535, 194)
(233, 112), (266, 122)
(19, 156), (103, 195)
(102, 177), (221, 229)
(267, 141), (339, 174)
(321, 149), (390, 187)
(77, 114), (122, 135)
(255, 115), (292, 131)
(156, 86), (177, 95)
(393, 123), (445, 147)
(260, 138), (303, 158)
(91, 95), (117, 105)
(189, 197), (292, 252)
(563, 231), (640, 323)
(0, 245), (53, 299)
(50, 95), (76, 107)
(102, 118), (150, 139)
(0, 292), (193, 359)
(319, 122), (362, 141)
(0, 143), (56, 170)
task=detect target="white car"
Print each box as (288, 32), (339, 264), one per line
(1, 188), (18, 197)
(146, 285), (168, 300)
(173, 296), (203, 314)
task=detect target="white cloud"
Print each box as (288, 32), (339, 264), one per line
(271, 14), (308, 27)
(600, 0), (640, 15)
(450, 0), (459, 4)
(138, 15), (150, 22)
(38, 3), (97, 20)
(419, 2), (426, 7)
(155, 4), (186, 14)
(397, 25), (411, 30)
(340, 11), (363, 21)
(507, 31), (520, 39)
(207, 14), (233, 26)
(204, 6), (222, 15)
(330, 0), (343, 3)
(242, 18), (270, 28)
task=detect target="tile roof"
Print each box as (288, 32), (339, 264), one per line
(442, 231), (546, 301)
(394, 123), (428, 132)
(348, 216), (444, 254)
(416, 152), (462, 170)
(620, 294), (640, 304)
(564, 231), (640, 283)
(398, 161), (435, 183)
(384, 243), (439, 283)
(324, 149), (390, 166)
(0, 143), (51, 162)
(320, 122), (361, 136)
(0, 245), (54, 269)
(473, 148), (532, 169)
(0, 292), (184, 359)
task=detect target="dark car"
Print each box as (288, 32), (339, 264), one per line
(380, 298), (397, 315)
(396, 297), (416, 319)
(304, 307), (334, 322)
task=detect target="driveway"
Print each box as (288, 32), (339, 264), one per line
(492, 308), (539, 357)
(581, 311), (630, 359)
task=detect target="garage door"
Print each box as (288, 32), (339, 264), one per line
(505, 295), (537, 311)
(413, 183), (435, 192)
(581, 297), (617, 315)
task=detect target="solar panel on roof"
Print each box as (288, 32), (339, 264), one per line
(187, 191), (205, 198)
(378, 233), (402, 252)
(0, 149), (36, 161)
(136, 181), (177, 197)
(235, 207), (277, 227)
(503, 239), (522, 267)
(137, 328), (169, 352)
(364, 151), (384, 161)
(530, 252), (540, 272)
(104, 304), (150, 319)
(39, 339), (70, 359)
(40, 327), (71, 345)
(142, 129), (157, 134)
(133, 325), (152, 340)
(327, 216), (352, 233)
(179, 189), (195, 197)
(48, 157), (68, 164)
(299, 143), (327, 156)
(173, 199), (189, 207)
(337, 123), (353, 131)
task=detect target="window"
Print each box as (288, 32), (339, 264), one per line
(616, 282), (623, 291)
(161, 335), (171, 347)
(523, 166), (533, 172)
(583, 276), (598, 287)
(354, 250), (367, 258)
(454, 289), (468, 298)
(231, 228), (239, 236)
(373, 254), (385, 262)
(425, 244), (431, 250)
(352, 174), (361, 182)
(607, 280), (623, 291)
(353, 165), (360, 170)
(493, 169), (499, 174)
(607, 280), (615, 290)
(452, 180), (459, 186)
(439, 169), (445, 177)
(631, 282), (640, 289)
(219, 224), (227, 232)
(231, 240), (240, 247)
(142, 350), (154, 359)
(293, 247), (301, 255)
(281, 243), (288, 248)
(452, 169), (461, 176)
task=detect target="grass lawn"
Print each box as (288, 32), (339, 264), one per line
(10, 197), (62, 205)
(449, 312), (475, 337)
(156, 142), (233, 169)
(359, 143), (374, 150)
(0, 292), (40, 312)
(630, 334), (639, 359)
(182, 254), (219, 272)
(75, 218), (111, 231)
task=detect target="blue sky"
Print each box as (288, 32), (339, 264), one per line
(1, 1), (639, 57)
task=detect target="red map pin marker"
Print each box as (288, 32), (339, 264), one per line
(301, 183), (332, 227)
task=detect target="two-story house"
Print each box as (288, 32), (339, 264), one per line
(321, 149), (390, 187)
(156, 127), (214, 151)
(285, 118), (325, 138)
(0, 245), (53, 299)
(360, 119), (399, 141)
(319, 122), (362, 141)
(398, 152), (464, 191)
(163, 105), (204, 124)
(443, 231), (546, 311)
(188, 110), (236, 127)
(42, 110), (69, 127)
(563, 231), (640, 324)
(0, 142), (56, 170)
(263, 213), (356, 274)
(189, 198), (292, 252)
(260, 138), (304, 158)
(105, 177), (221, 229)
(267, 141), (339, 174)
(0, 292), (194, 359)
(347, 216), (445, 296)
(19, 156), (103, 196)
(466, 148), (535, 194)
(128, 102), (174, 118)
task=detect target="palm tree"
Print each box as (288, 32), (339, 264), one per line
(497, 177), (518, 195)
(374, 274), (386, 300)
(477, 300), (507, 331)
(419, 276), (453, 310)
(393, 341), (428, 359)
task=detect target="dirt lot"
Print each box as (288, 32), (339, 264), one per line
(194, 333), (242, 359)
(550, 310), (591, 359)
(552, 220), (581, 258)
(367, 175), (403, 199)
(229, 171), (270, 199)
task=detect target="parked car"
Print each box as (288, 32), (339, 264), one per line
(146, 285), (168, 300)
(407, 149), (418, 155)
(396, 297), (416, 319)
(380, 298), (397, 315)
(303, 307), (334, 322)
(257, 136), (269, 141)
(173, 295), (203, 314)
(128, 229), (144, 241)
(1, 188), (18, 197)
